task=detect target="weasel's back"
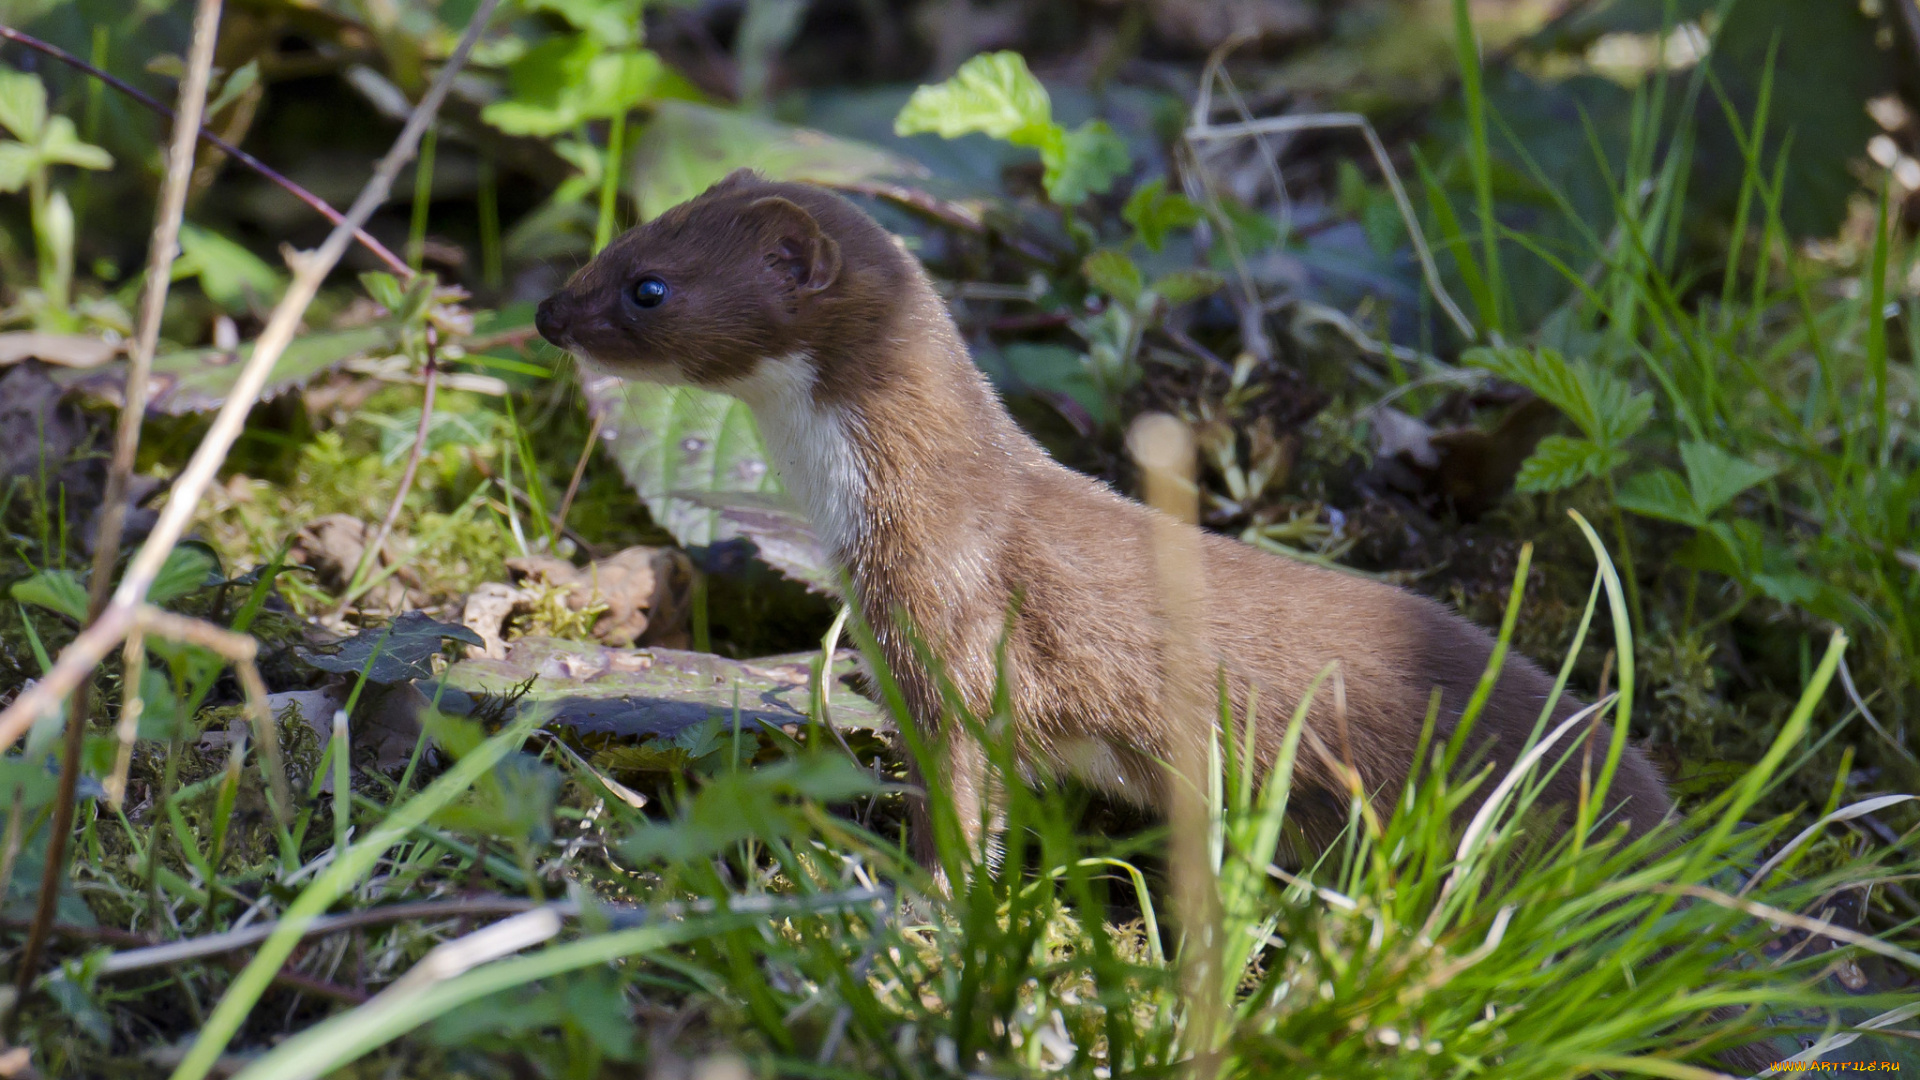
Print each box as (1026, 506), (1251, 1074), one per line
(998, 455), (1673, 844)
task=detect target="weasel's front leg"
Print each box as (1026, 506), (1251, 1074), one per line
(906, 724), (1003, 891)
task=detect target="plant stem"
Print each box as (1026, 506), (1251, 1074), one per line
(1602, 475), (1645, 635)
(407, 126), (437, 270)
(478, 156), (502, 290)
(594, 112), (627, 253)
(339, 330), (440, 616)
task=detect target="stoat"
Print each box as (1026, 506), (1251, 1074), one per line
(533, 169), (1675, 864)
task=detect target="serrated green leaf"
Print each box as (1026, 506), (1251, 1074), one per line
(10, 569), (87, 621)
(1514, 435), (1621, 493)
(893, 50), (1055, 148)
(133, 667), (186, 742)
(1464, 346), (1650, 450)
(1679, 440), (1779, 517)
(1123, 178), (1202, 252)
(1617, 467), (1702, 526)
(1465, 346), (1586, 427)
(1583, 363), (1653, 447)
(1149, 269), (1224, 306)
(150, 544), (222, 607)
(359, 271), (407, 313)
(175, 225), (283, 310)
(1040, 120), (1129, 206)
(0, 69), (47, 143)
(1082, 250), (1143, 308)
(1676, 519), (1760, 580)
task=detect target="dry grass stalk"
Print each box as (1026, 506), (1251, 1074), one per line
(337, 326), (442, 617)
(1129, 412), (1225, 1079)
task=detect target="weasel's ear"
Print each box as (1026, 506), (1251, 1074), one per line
(749, 196), (841, 296)
(711, 167), (763, 194)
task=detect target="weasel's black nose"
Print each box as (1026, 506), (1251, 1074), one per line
(533, 296), (565, 347)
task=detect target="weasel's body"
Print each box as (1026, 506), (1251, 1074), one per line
(535, 171), (1675, 857)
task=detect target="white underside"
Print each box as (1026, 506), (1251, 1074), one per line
(721, 353), (869, 561)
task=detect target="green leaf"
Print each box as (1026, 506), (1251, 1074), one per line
(1082, 250), (1143, 308)
(205, 59), (260, 118)
(1583, 363), (1653, 448)
(1040, 120), (1130, 206)
(10, 569), (87, 621)
(1514, 435), (1622, 493)
(37, 115), (112, 171)
(358, 271), (408, 313)
(432, 753), (562, 845)
(174, 225), (283, 310)
(528, 0), (644, 47)
(622, 755), (876, 863)
(1676, 519), (1759, 580)
(1123, 178), (1201, 252)
(576, 49), (661, 120)
(1617, 467), (1702, 527)
(1149, 269), (1224, 307)
(893, 50), (1055, 148)
(150, 544), (222, 607)
(125, 323), (401, 414)
(1463, 346), (1650, 449)
(483, 40), (661, 136)
(585, 382), (782, 548)
(627, 100), (919, 221)
(0, 757), (56, 810)
(0, 69), (47, 143)
(1679, 440), (1778, 517)
(0, 142), (34, 192)
(133, 666), (186, 742)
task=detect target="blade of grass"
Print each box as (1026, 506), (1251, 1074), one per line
(169, 706), (543, 1080)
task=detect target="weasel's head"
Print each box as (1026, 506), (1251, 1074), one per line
(535, 169), (889, 389)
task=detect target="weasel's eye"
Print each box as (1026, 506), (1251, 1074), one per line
(631, 277), (669, 308)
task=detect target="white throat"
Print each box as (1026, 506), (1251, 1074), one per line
(723, 353), (869, 562)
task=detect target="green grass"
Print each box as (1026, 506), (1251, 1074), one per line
(0, 4), (1915, 1076)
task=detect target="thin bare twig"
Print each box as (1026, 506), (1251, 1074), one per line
(0, 920), (368, 1005)
(13, 0), (224, 1008)
(551, 405), (604, 537)
(336, 327), (441, 617)
(98, 897), (555, 974)
(0, 0), (501, 757)
(0, 24), (413, 279)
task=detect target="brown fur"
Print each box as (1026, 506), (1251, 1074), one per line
(535, 171), (1677, 865)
